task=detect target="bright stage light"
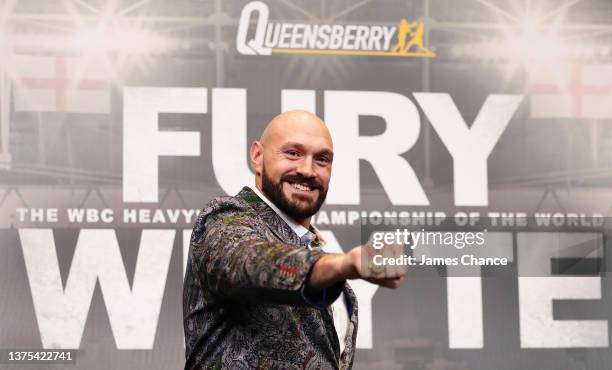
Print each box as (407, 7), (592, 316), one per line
(453, 0), (612, 85)
(70, 24), (174, 55)
(72, 29), (110, 53)
(490, 15), (568, 64)
(5, 28), (174, 59)
(0, 4), (179, 102)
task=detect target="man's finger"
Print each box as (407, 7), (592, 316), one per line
(362, 243), (384, 279)
(381, 243), (396, 278)
(380, 243), (406, 278)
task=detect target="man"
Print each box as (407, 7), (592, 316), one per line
(183, 110), (405, 369)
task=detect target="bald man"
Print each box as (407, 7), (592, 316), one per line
(183, 110), (405, 369)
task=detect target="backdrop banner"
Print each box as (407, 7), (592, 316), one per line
(1, 1), (612, 369)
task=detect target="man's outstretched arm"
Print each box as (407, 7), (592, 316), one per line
(191, 208), (342, 308)
(307, 244), (406, 291)
(191, 207), (405, 307)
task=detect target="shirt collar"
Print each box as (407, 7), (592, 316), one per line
(250, 185), (326, 247)
(251, 185), (310, 238)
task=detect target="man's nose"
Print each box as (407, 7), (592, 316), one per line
(296, 156), (315, 178)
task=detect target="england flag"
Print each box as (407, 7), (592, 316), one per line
(12, 54), (112, 114)
(529, 63), (612, 119)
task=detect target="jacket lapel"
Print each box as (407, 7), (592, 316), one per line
(236, 186), (301, 246)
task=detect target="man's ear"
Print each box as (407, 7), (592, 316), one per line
(250, 141), (263, 175)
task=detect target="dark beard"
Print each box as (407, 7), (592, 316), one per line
(261, 166), (327, 220)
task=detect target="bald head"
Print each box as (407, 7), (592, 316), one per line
(260, 110), (332, 148)
(250, 110), (333, 226)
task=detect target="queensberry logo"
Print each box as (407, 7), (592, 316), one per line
(236, 1), (435, 58)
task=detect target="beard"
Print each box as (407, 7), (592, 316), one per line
(261, 165), (327, 220)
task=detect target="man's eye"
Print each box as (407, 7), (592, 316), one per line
(286, 150), (300, 157)
(316, 156), (331, 164)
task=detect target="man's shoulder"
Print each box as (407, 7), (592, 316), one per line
(191, 187), (262, 239)
(197, 188), (255, 223)
(202, 193), (249, 216)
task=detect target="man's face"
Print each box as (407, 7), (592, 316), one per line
(256, 121), (333, 221)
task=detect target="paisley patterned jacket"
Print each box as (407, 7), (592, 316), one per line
(183, 186), (358, 369)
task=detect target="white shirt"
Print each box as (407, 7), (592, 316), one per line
(250, 185), (349, 354)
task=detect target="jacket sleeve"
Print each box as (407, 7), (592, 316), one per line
(189, 208), (343, 308)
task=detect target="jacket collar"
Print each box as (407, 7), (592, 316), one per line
(250, 185), (310, 238)
(236, 186), (302, 245)
(236, 186), (327, 248)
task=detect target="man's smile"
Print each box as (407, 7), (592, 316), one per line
(283, 180), (319, 198)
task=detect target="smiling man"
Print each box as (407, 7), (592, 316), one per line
(183, 110), (406, 370)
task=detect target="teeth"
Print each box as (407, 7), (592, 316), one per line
(290, 182), (311, 191)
